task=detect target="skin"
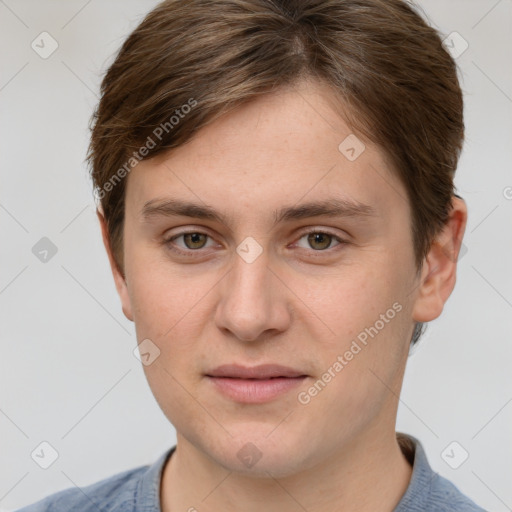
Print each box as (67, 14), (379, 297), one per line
(98, 77), (467, 512)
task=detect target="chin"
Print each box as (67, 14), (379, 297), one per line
(207, 430), (311, 478)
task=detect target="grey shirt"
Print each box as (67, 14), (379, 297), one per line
(16, 432), (487, 511)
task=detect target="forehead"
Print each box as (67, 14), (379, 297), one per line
(124, 80), (408, 226)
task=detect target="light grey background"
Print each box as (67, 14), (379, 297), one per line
(1, 1), (511, 510)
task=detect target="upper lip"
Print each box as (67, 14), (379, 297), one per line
(206, 364), (307, 379)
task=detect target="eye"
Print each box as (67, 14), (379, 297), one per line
(294, 230), (345, 252)
(164, 231), (215, 255)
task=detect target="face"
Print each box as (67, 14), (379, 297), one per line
(102, 78), (452, 477)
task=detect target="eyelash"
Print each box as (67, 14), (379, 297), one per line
(163, 228), (347, 258)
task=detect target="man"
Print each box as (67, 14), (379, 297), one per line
(17, 0), (486, 510)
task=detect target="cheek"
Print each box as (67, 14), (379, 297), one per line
(296, 263), (400, 341)
(126, 254), (221, 381)
(294, 260), (410, 395)
(126, 249), (200, 338)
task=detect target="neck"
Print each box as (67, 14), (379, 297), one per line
(160, 426), (413, 512)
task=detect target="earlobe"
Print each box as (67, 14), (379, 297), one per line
(412, 196), (468, 323)
(96, 208), (134, 322)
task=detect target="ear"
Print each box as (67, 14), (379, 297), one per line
(96, 208), (134, 322)
(412, 195), (468, 323)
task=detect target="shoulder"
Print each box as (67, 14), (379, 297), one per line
(395, 433), (487, 512)
(427, 472), (487, 511)
(14, 464), (149, 512)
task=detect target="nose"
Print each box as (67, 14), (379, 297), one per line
(214, 243), (291, 343)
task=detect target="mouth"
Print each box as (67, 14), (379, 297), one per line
(206, 363), (307, 379)
(205, 364), (308, 403)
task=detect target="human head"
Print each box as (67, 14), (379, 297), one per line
(88, 0), (467, 479)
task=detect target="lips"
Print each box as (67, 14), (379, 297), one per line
(206, 363), (307, 379)
(205, 364), (308, 404)
(205, 364), (308, 403)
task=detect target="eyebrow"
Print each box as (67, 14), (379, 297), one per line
(140, 197), (377, 227)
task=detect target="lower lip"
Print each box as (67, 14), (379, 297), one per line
(206, 376), (307, 403)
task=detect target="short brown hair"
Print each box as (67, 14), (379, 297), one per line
(87, 0), (464, 346)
